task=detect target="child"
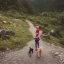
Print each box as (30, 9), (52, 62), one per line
(35, 26), (40, 36)
(34, 34), (40, 51)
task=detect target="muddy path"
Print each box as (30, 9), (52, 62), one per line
(0, 20), (64, 64)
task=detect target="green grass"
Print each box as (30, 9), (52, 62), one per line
(42, 35), (60, 45)
(0, 11), (32, 51)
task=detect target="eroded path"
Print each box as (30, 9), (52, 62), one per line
(0, 20), (64, 64)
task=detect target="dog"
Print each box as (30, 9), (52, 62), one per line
(37, 46), (43, 58)
(28, 47), (33, 57)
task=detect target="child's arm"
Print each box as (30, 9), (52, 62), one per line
(38, 37), (40, 41)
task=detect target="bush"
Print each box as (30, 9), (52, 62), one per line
(41, 12), (48, 16)
(57, 13), (64, 25)
(54, 29), (62, 38)
(59, 38), (64, 45)
(48, 12), (58, 18)
(49, 18), (58, 25)
(45, 35), (50, 39)
(3, 10), (22, 19)
(42, 27), (50, 34)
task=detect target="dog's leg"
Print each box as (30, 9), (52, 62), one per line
(40, 51), (41, 57)
(37, 51), (40, 58)
(32, 49), (33, 54)
(40, 50), (42, 57)
(38, 50), (42, 58)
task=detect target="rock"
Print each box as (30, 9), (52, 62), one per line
(0, 29), (2, 32)
(2, 21), (7, 24)
(50, 30), (54, 35)
(0, 29), (15, 39)
(0, 29), (6, 35)
(59, 54), (64, 61)
(1, 35), (9, 40)
(52, 51), (64, 63)
(51, 30), (54, 33)
(54, 52), (59, 56)
(60, 53), (64, 55)
(59, 54), (62, 57)
(0, 29), (10, 39)
(6, 48), (10, 51)
(0, 29), (15, 35)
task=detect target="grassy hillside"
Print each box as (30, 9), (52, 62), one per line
(28, 12), (64, 47)
(0, 11), (32, 51)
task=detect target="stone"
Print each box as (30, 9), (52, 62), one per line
(51, 30), (54, 33)
(2, 21), (7, 24)
(0, 29), (2, 32)
(0, 29), (15, 39)
(60, 53), (64, 55)
(0, 29), (6, 35)
(1, 35), (9, 40)
(54, 52), (59, 56)
(6, 48), (10, 51)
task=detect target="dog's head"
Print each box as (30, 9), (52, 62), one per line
(39, 46), (43, 50)
(29, 47), (33, 55)
(37, 46), (43, 51)
(29, 47), (31, 50)
(29, 47), (33, 49)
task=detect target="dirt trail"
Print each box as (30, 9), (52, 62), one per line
(0, 20), (64, 64)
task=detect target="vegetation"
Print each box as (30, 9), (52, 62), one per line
(0, 11), (32, 51)
(0, 0), (34, 51)
(27, 12), (64, 47)
(0, 0), (34, 14)
(27, 0), (64, 12)
(0, 0), (64, 50)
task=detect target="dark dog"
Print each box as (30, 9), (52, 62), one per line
(29, 47), (33, 57)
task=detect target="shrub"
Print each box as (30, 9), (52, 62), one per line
(57, 13), (64, 25)
(51, 30), (62, 38)
(59, 38), (64, 45)
(49, 18), (58, 25)
(3, 10), (22, 19)
(41, 12), (48, 16)
(45, 35), (51, 39)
